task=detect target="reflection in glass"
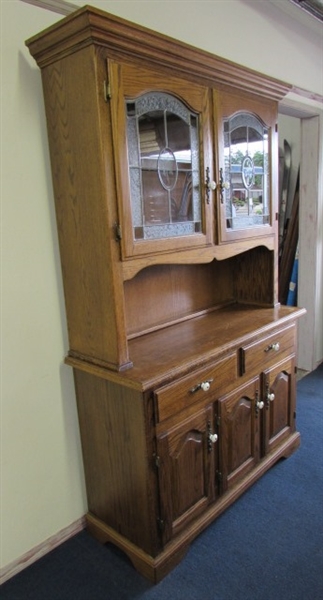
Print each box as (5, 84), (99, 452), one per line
(223, 113), (270, 230)
(126, 93), (202, 241)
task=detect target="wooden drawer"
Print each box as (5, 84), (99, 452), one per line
(155, 353), (237, 423)
(240, 325), (296, 376)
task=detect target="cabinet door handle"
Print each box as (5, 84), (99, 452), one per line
(205, 167), (216, 203)
(265, 342), (280, 352)
(218, 167), (230, 203)
(190, 379), (213, 393)
(255, 391), (264, 416)
(207, 420), (218, 452)
(265, 382), (275, 408)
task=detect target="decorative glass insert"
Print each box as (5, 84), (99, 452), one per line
(126, 93), (202, 241)
(223, 113), (270, 230)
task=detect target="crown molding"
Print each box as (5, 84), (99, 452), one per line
(26, 5), (292, 102)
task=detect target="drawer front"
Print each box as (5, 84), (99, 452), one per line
(240, 325), (296, 376)
(155, 353), (237, 423)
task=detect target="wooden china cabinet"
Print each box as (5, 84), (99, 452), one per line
(26, 6), (305, 582)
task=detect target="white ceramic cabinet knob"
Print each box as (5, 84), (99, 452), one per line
(201, 381), (211, 392)
(209, 433), (218, 444)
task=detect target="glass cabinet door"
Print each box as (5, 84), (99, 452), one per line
(109, 62), (213, 259)
(127, 93), (202, 241)
(215, 90), (277, 243)
(223, 113), (270, 230)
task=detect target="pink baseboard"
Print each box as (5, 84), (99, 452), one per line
(0, 516), (86, 585)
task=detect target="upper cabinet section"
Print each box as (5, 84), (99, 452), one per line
(214, 89), (278, 243)
(109, 62), (213, 259)
(26, 4), (290, 268)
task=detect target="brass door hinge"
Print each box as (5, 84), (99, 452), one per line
(104, 80), (111, 102)
(115, 223), (122, 241)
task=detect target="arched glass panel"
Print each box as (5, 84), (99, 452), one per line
(223, 112), (270, 230)
(126, 93), (202, 240)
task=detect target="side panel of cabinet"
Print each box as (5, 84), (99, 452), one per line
(39, 46), (130, 370)
(156, 404), (217, 545)
(218, 377), (260, 492)
(108, 60), (214, 259)
(73, 369), (160, 556)
(262, 356), (296, 456)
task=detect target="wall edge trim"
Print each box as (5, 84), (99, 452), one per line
(0, 516), (86, 585)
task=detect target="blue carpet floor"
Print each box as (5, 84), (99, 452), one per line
(2, 364), (323, 600)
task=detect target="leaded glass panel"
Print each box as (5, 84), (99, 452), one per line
(126, 92), (202, 241)
(223, 112), (270, 230)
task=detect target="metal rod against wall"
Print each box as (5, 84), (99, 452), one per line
(20, 0), (77, 16)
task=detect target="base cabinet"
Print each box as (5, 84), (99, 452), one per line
(72, 314), (303, 582)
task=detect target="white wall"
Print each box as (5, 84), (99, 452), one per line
(298, 114), (323, 370)
(277, 113), (323, 371)
(1, 0), (322, 578)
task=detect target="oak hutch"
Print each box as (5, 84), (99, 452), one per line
(26, 5), (305, 582)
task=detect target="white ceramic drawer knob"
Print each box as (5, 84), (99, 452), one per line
(267, 392), (275, 402)
(201, 381), (211, 392)
(266, 342), (280, 352)
(209, 433), (218, 444)
(256, 400), (264, 410)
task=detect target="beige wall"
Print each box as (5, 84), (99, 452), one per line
(1, 0), (322, 577)
(1, 0), (88, 574)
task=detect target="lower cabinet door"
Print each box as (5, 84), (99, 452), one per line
(262, 356), (296, 455)
(156, 404), (218, 544)
(218, 377), (261, 493)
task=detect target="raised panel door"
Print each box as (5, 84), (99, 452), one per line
(262, 357), (296, 456)
(156, 404), (217, 545)
(218, 377), (261, 492)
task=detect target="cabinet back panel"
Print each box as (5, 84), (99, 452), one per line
(234, 247), (275, 305)
(124, 261), (235, 337)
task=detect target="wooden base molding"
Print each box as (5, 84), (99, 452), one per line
(0, 517), (86, 585)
